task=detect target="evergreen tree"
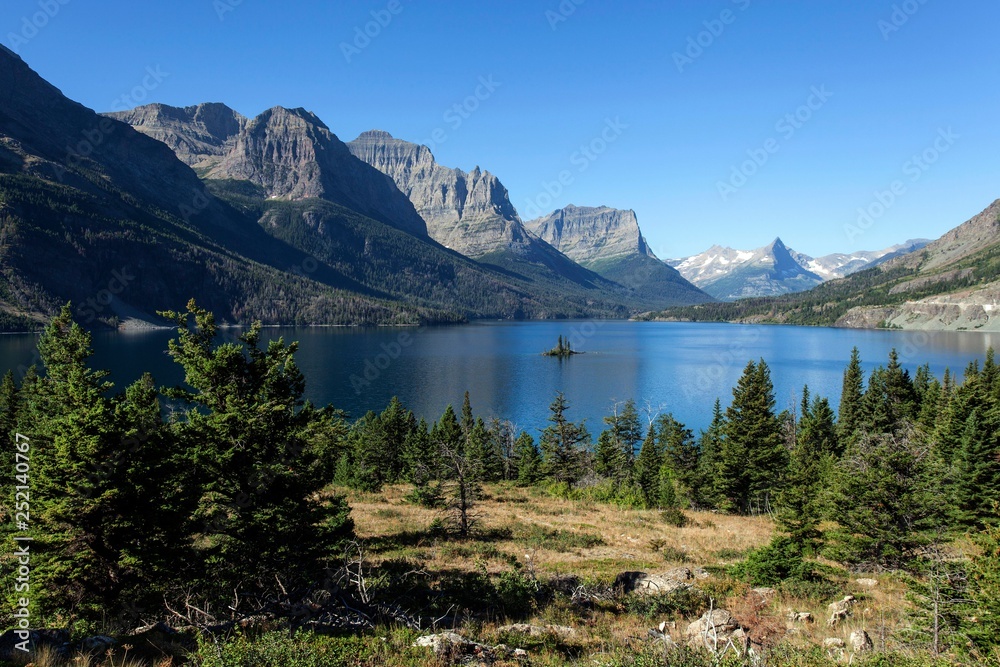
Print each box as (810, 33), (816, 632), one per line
(596, 399), (642, 481)
(379, 396), (415, 483)
(657, 413), (699, 504)
(777, 392), (837, 549)
(634, 425), (662, 508)
(431, 405), (463, 478)
(539, 392), (589, 484)
(693, 399), (725, 509)
(838, 347), (865, 444)
(829, 426), (940, 570)
(965, 507), (1000, 654)
(951, 406), (1000, 527)
(0, 369), (18, 445)
(161, 301), (353, 604)
(513, 431), (542, 486)
(861, 349), (918, 434)
(718, 360), (787, 514)
(657, 463), (678, 509)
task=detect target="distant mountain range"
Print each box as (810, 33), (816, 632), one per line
(646, 200), (1000, 331)
(668, 238), (929, 301)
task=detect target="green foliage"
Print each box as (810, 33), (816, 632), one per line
(539, 392), (590, 484)
(624, 587), (710, 619)
(828, 427), (941, 570)
(730, 535), (817, 587)
(718, 360), (787, 514)
(966, 511), (1000, 653)
(518, 524), (605, 551)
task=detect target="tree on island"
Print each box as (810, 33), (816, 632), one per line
(543, 334), (581, 358)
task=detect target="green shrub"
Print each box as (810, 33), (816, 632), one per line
(729, 536), (816, 586)
(624, 587), (709, 620)
(659, 507), (689, 527)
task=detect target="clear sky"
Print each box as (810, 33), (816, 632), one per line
(4, 0), (998, 258)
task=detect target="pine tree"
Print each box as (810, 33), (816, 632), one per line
(718, 360), (787, 514)
(838, 347), (865, 444)
(657, 413), (699, 505)
(160, 300), (353, 604)
(379, 396), (415, 483)
(693, 399), (725, 509)
(861, 349), (918, 434)
(951, 406), (1000, 527)
(777, 392), (836, 549)
(513, 431), (542, 486)
(965, 506), (1000, 654)
(634, 426), (662, 508)
(596, 399), (642, 481)
(432, 405), (463, 478)
(539, 392), (589, 484)
(829, 426), (940, 570)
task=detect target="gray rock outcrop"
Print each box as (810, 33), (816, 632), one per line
(525, 205), (655, 265)
(348, 130), (538, 257)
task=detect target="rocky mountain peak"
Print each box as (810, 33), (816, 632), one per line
(347, 131), (529, 257)
(524, 205), (654, 265)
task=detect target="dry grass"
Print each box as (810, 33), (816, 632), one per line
(346, 482), (775, 581)
(340, 482), (924, 658)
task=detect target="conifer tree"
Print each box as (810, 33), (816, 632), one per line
(634, 425), (662, 508)
(829, 426), (940, 569)
(161, 300), (353, 604)
(777, 392), (837, 549)
(657, 413), (699, 504)
(539, 392), (589, 484)
(965, 506), (1000, 653)
(0, 369), (18, 445)
(718, 360), (787, 514)
(951, 406), (1000, 527)
(693, 398), (725, 509)
(513, 431), (543, 486)
(838, 347), (865, 444)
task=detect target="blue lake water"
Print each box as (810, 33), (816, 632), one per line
(2, 321), (997, 434)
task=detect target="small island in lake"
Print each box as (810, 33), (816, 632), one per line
(542, 335), (582, 358)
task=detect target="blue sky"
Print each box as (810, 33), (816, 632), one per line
(4, 0), (999, 258)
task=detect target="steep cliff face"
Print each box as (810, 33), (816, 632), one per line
(523, 205), (712, 306)
(347, 130), (536, 257)
(207, 110), (427, 236)
(524, 205), (653, 264)
(105, 102), (245, 169)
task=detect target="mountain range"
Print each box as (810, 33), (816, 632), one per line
(669, 238), (930, 301)
(0, 46), (716, 331)
(648, 200), (1000, 331)
(1, 45), (994, 332)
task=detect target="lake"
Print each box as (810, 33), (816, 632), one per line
(2, 321), (998, 434)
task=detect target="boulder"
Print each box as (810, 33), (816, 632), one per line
(823, 637), (846, 650)
(827, 595), (856, 627)
(498, 624), (577, 639)
(685, 609), (747, 651)
(786, 611), (814, 623)
(855, 578), (878, 588)
(414, 632), (471, 656)
(615, 567), (700, 595)
(850, 630), (873, 653)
